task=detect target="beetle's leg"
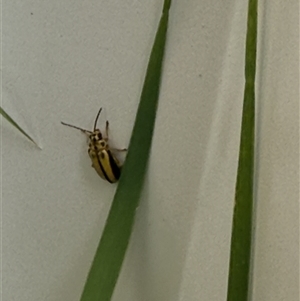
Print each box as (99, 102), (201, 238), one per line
(104, 121), (109, 141)
(105, 120), (126, 151)
(110, 148), (127, 152)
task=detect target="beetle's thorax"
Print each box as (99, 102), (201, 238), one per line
(89, 130), (108, 151)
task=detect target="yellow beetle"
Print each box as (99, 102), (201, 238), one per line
(61, 107), (126, 183)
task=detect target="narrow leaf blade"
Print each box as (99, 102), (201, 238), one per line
(0, 106), (39, 147)
(227, 0), (258, 300)
(80, 2), (172, 300)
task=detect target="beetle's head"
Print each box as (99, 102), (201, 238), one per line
(89, 129), (103, 143)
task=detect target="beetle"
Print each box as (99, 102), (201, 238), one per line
(61, 107), (126, 183)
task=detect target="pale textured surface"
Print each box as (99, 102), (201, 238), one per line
(2, 1), (299, 301)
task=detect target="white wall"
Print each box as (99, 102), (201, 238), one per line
(2, 0), (299, 300)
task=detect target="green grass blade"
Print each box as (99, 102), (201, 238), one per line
(80, 1), (172, 300)
(227, 0), (257, 300)
(0, 106), (39, 147)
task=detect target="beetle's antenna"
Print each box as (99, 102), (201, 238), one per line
(93, 107), (103, 131)
(61, 122), (92, 134)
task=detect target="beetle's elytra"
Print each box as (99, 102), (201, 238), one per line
(61, 107), (126, 183)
